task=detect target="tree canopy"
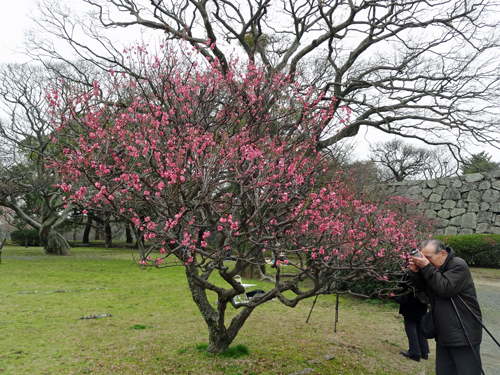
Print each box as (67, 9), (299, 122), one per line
(47, 45), (431, 352)
(29, 0), (500, 158)
(460, 151), (500, 174)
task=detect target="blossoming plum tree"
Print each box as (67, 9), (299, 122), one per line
(47, 44), (430, 353)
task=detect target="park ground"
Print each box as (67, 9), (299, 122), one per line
(0, 245), (499, 375)
(469, 268), (500, 375)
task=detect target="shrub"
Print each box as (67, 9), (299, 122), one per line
(435, 234), (500, 268)
(10, 229), (40, 247)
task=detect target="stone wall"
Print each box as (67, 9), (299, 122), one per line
(384, 169), (500, 236)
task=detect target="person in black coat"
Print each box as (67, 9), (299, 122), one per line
(396, 273), (430, 362)
(409, 238), (483, 375)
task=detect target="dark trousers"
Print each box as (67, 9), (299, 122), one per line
(436, 344), (482, 375)
(404, 318), (429, 357)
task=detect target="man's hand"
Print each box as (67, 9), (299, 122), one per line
(408, 257), (420, 272)
(412, 253), (430, 269)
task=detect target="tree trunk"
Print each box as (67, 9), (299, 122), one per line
(82, 216), (93, 243)
(185, 268), (231, 353)
(132, 226), (146, 258)
(104, 216), (112, 249)
(125, 225), (133, 243)
(239, 263), (266, 279)
(95, 224), (101, 241)
(134, 233), (145, 252)
(206, 331), (231, 353)
(240, 250), (267, 280)
(40, 227), (71, 255)
(185, 266), (254, 353)
(0, 231), (6, 263)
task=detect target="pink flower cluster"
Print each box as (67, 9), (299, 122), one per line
(47, 41), (429, 277)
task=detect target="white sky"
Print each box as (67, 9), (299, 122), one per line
(0, 1), (497, 162)
(0, 1), (35, 63)
(0, 0), (397, 160)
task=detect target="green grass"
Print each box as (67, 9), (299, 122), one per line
(195, 343), (250, 359)
(218, 344), (250, 359)
(0, 245), (450, 374)
(129, 324), (153, 330)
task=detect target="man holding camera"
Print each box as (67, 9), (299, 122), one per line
(409, 238), (483, 375)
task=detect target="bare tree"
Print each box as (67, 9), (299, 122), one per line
(421, 148), (459, 180)
(27, 0), (500, 157)
(369, 138), (457, 182)
(0, 63), (77, 255)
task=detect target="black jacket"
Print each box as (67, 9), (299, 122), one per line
(396, 274), (428, 322)
(410, 248), (482, 347)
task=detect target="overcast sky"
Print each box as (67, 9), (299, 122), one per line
(0, 1), (34, 63)
(0, 1), (391, 160)
(0, 1), (497, 163)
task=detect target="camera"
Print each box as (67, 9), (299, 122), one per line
(409, 248), (422, 258)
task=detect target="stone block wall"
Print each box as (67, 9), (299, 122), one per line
(383, 169), (500, 236)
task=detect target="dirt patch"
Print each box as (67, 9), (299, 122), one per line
(474, 280), (500, 287)
(470, 268), (500, 282)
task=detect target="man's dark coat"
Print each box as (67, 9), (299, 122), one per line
(410, 247), (482, 347)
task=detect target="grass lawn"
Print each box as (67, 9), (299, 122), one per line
(0, 245), (437, 375)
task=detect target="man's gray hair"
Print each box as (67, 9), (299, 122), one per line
(421, 238), (446, 254)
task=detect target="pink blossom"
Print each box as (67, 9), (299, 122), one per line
(61, 183), (72, 193)
(46, 45), (428, 315)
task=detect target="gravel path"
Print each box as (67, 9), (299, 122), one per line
(475, 280), (500, 375)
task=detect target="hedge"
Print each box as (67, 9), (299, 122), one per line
(10, 229), (40, 247)
(435, 234), (500, 268)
